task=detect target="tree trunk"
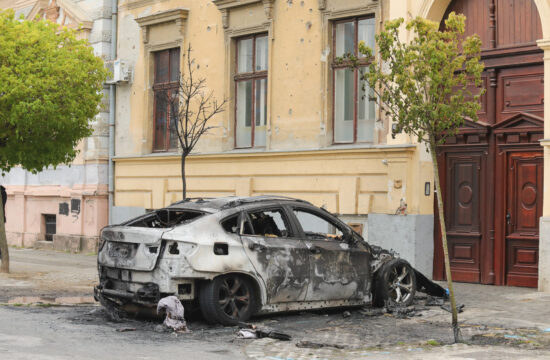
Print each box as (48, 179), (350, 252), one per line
(0, 201), (9, 273)
(181, 153), (187, 200)
(429, 141), (461, 343)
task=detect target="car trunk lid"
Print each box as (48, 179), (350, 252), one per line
(98, 227), (167, 271)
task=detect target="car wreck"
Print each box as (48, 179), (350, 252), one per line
(95, 196), (445, 325)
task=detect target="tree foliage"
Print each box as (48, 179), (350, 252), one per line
(357, 12), (484, 144)
(0, 10), (107, 273)
(354, 13), (485, 342)
(0, 9), (108, 174)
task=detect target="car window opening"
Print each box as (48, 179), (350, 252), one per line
(221, 215), (239, 234)
(294, 209), (344, 241)
(246, 209), (290, 237)
(126, 210), (204, 228)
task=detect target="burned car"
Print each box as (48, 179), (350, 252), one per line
(95, 196), (444, 325)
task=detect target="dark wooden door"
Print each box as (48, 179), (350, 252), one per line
(505, 151), (542, 287)
(445, 152), (483, 283)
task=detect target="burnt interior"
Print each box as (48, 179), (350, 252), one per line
(126, 210), (204, 228)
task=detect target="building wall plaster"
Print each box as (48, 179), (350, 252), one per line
(113, 0), (436, 220)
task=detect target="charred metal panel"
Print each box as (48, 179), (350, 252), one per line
(304, 240), (371, 302)
(241, 234), (310, 303)
(98, 227), (165, 270)
(163, 212), (260, 277)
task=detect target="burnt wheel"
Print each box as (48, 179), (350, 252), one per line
(199, 274), (257, 325)
(373, 258), (416, 307)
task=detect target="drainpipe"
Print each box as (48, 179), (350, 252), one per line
(108, 0), (118, 225)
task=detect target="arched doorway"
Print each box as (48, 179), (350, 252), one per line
(433, 0), (544, 287)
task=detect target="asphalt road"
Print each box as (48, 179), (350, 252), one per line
(0, 305), (246, 360)
(2, 248), (550, 359)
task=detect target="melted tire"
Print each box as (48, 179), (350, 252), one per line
(373, 258), (416, 307)
(199, 274), (257, 326)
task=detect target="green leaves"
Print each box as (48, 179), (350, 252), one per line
(0, 10), (108, 173)
(356, 12), (485, 145)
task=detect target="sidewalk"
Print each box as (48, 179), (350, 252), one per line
(426, 281), (550, 331)
(0, 247), (97, 303)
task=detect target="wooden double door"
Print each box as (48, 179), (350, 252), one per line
(434, 0), (545, 288)
(435, 136), (543, 287)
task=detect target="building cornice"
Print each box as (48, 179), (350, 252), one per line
(213, 0), (275, 26)
(135, 8), (189, 43)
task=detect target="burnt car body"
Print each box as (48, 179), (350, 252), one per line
(95, 196), (444, 325)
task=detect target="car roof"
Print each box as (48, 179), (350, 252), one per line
(166, 195), (312, 212)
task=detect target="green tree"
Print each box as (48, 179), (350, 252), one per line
(0, 10), (108, 273)
(357, 13), (484, 342)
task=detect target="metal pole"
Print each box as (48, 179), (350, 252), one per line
(108, 0), (118, 225)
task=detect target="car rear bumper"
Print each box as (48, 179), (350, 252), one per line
(94, 281), (161, 306)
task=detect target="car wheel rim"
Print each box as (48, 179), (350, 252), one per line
(387, 264), (413, 304)
(218, 277), (250, 319)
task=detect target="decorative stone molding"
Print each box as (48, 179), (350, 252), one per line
(262, 0), (274, 19)
(135, 8), (189, 44)
(213, 0), (275, 23)
(221, 9), (229, 29)
(27, 0), (92, 31)
(120, 0), (169, 10)
(45, 0), (60, 22)
(318, 0), (327, 10)
(537, 38), (550, 51)
(223, 22), (271, 38)
(321, 3), (379, 20)
(212, 0), (266, 10)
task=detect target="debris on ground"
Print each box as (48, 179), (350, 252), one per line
(342, 311), (351, 318)
(237, 329), (257, 339)
(156, 296), (189, 332)
(296, 340), (346, 349)
(99, 297), (127, 322)
(414, 271), (448, 298)
(360, 307), (386, 317)
(425, 296), (446, 307)
(385, 305), (422, 319)
(236, 323), (291, 341)
(440, 303), (465, 314)
(256, 328), (291, 341)
(115, 327), (136, 332)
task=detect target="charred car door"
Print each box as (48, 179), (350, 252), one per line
(290, 207), (371, 302)
(240, 206), (310, 303)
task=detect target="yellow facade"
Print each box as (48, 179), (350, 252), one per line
(115, 145), (436, 215)
(114, 0), (438, 219)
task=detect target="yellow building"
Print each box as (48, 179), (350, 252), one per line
(112, 0), (550, 290)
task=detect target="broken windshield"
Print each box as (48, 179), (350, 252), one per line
(125, 209), (205, 228)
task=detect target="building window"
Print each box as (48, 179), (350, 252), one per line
(333, 16), (376, 144)
(153, 48), (180, 152)
(43, 214), (56, 241)
(235, 34), (268, 148)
